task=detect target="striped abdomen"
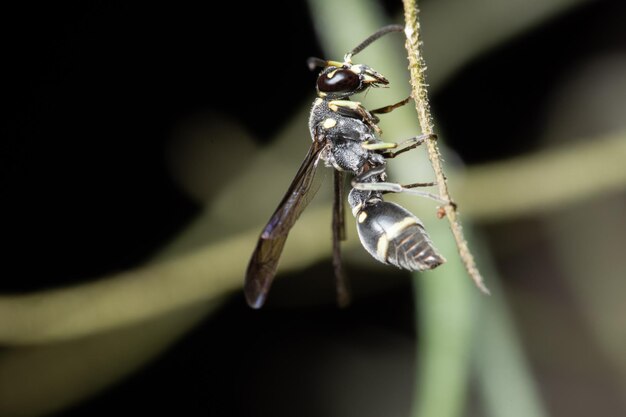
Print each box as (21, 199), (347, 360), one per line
(354, 200), (445, 271)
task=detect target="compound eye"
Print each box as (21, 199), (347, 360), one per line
(317, 69), (360, 93)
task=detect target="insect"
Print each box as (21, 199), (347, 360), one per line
(244, 25), (448, 309)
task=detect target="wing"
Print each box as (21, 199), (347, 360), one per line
(244, 140), (326, 309)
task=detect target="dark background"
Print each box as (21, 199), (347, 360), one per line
(2, 1), (625, 416)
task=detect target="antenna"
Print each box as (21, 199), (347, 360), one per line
(344, 24), (404, 62)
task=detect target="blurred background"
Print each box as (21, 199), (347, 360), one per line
(1, 0), (625, 416)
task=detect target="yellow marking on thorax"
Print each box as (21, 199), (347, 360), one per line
(328, 100), (361, 112)
(322, 118), (337, 129)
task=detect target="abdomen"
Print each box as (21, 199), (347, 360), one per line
(355, 200), (445, 271)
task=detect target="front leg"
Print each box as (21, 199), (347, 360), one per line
(328, 100), (382, 134)
(370, 96), (411, 115)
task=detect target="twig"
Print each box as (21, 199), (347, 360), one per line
(402, 0), (490, 294)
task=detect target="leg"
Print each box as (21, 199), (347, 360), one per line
(352, 164), (387, 183)
(328, 100), (381, 133)
(370, 96), (411, 115)
(332, 170), (350, 307)
(352, 165), (456, 208)
(382, 134), (437, 159)
(401, 181), (437, 188)
(351, 178), (453, 207)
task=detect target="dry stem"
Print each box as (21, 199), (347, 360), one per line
(402, 0), (490, 294)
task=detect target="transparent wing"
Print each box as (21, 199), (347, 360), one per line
(244, 140), (326, 309)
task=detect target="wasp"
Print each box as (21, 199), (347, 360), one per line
(245, 25), (447, 309)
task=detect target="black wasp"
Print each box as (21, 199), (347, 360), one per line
(245, 25), (447, 309)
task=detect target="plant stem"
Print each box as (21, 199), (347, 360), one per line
(402, 0), (489, 294)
